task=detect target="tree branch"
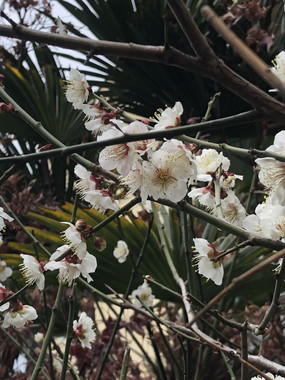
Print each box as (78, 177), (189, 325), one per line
(1, 24), (285, 121)
(201, 6), (285, 96)
(167, 0), (216, 60)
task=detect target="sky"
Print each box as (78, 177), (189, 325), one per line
(0, 0), (100, 74)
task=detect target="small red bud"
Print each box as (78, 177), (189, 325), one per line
(94, 237), (107, 252)
(0, 102), (14, 112)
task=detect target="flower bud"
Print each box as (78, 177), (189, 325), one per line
(94, 237), (107, 252)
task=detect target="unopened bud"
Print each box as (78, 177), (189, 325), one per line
(94, 237), (107, 252)
(0, 102), (14, 112)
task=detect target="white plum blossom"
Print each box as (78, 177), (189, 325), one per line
(45, 245), (97, 286)
(255, 131), (285, 204)
(0, 207), (13, 231)
(153, 101), (183, 130)
(74, 165), (118, 213)
(98, 127), (136, 175)
(0, 283), (11, 312)
(271, 51), (285, 84)
(98, 121), (154, 176)
(74, 164), (96, 195)
(220, 192), (246, 226)
(243, 202), (285, 240)
(188, 186), (216, 209)
(255, 157), (285, 204)
(2, 302), (38, 328)
(251, 373), (285, 380)
(265, 130), (285, 154)
(19, 254), (45, 291)
(73, 312), (96, 349)
(61, 222), (87, 259)
(193, 238), (224, 286)
(65, 69), (89, 108)
(140, 140), (196, 202)
(113, 240), (129, 263)
(131, 280), (155, 308)
(121, 162), (144, 196)
(84, 189), (119, 213)
(0, 260), (12, 282)
(195, 149), (230, 182)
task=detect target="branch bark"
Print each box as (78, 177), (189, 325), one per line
(1, 24), (285, 121)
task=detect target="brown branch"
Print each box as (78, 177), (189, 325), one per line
(167, 0), (216, 60)
(1, 24), (285, 122)
(201, 6), (285, 96)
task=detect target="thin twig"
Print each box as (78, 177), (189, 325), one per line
(60, 284), (76, 380)
(201, 6), (285, 96)
(241, 321), (248, 380)
(256, 257), (285, 334)
(94, 217), (153, 379)
(30, 283), (64, 380)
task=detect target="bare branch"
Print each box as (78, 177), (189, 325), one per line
(167, 0), (216, 60)
(201, 6), (285, 96)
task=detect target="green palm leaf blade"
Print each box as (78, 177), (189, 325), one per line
(0, 47), (86, 144)
(56, 0), (210, 116)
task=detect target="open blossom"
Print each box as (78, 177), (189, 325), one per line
(45, 245), (97, 286)
(19, 254), (45, 291)
(131, 280), (155, 308)
(61, 222), (87, 258)
(271, 51), (285, 84)
(65, 69), (89, 108)
(251, 373), (285, 380)
(193, 238), (224, 286)
(74, 165), (118, 213)
(0, 207), (13, 231)
(2, 301), (38, 328)
(0, 260), (12, 282)
(140, 140), (196, 202)
(188, 186), (216, 209)
(113, 240), (129, 263)
(243, 202), (285, 240)
(153, 101), (183, 130)
(84, 189), (119, 213)
(255, 157), (285, 203)
(0, 283), (12, 312)
(220, 192), (246, 226)
(73, 312), (96, 349)
(98, 121), (154, 176)
(98, 127), (136, 175)
(74, 164), (96, 195)
(195, 149), (230, 182)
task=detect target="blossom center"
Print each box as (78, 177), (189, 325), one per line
(65, 255), (82, 265)
(153, 168), (175, 186)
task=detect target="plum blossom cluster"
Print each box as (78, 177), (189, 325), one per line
(19, 220), (97, 289)
(243, 130), (285, 241)
(66, 69), (248, 222)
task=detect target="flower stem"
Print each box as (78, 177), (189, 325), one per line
(60, 284), (76, 380)
(30, 283), (64, 380)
